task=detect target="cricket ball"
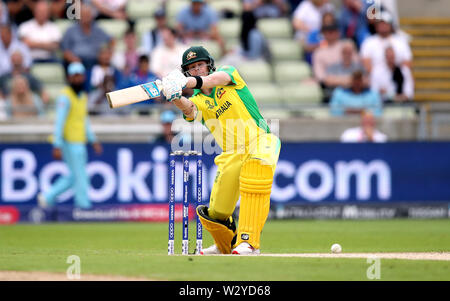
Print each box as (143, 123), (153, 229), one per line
(331, 243), (342, 253)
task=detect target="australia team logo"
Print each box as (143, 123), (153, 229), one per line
(216, 87), (226, 100)
(186, 51), (197, 61)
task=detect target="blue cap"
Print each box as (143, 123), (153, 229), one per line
(154, 8), (166, 18)
(160, 110), (176, 124)
(67, 62), (86, 76)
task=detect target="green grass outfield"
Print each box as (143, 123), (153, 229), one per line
(0, 219), (449, 281)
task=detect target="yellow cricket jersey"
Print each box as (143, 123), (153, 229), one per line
(62, 86), (88, 143)
(184, 65), (270, 153)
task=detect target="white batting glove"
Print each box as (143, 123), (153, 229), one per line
(165, 69), (188, 88)
(162, 78), (183, 102)
(162, 69), (188, 102)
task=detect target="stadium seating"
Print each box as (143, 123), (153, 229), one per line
(218, 18), (241, 40)
(126, 0), (161, 19)
(414, 93), (450, 102)
(45, 83), (66, 102)
(97, 19), (129, 39)
(246, 82), (282, 105)
(135, 18), (156, 41)
(401, 17), (450, 102)
(258, 18), (292, 39)
(55, 19), (75, 36)
(190, 39), (222, 60)
(114, 38), (126, 52)
(238, 61), (273, 83)
(280, 82), (323, 105)
(383, 106), (417, 119)
(296, 106), (331, 119)
(269, 39), (303, 61)
(274, 61), (311, 83)
(210, 0), (242, 18)
(31, 63), (66, 85)
(167, 0), (189, 20)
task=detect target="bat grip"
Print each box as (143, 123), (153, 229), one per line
(106, 92), (113, 109)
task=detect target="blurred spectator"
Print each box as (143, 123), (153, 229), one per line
(360, 11), (412, 74)
(220, 10), (271, 66)
(155, 109), (191, 145)
(4, 0), (35, 25)
(341, 110), (387, 143)
(339, 0), (370, 49)
(141, 8), (167, 54)
(242, 0), (290, 18)
(312, 22), (354, 94)
(61, 3), (113, 70)
(154, 109), (176, 144)
(49, 0), (69, 19)
(119, 54), (159, 114)
(0, 98), (7, 120)
(303, 11), (335, 64)
(91, 0), (128, 20)
(112, 27), (139, 76)
(0, 23), (32, 76)
(322, 40), (365, 100)
(0, 43), (10, 76)
(18, 0), (62, 63)
(176, 0), (225, 55)
(150, 27), (186, 78)
(330, 70), (382, 117)
(0, 1), (9, 25)
(90, 46), (121, 89)
(287, 0), (303, 15)
(239, 10), (271, 61)
(370, 46), (414, 103)
(5, 74), (45, 119)
(88, 46), (122, 114)
(0, 50), (49, 103)
(122, 54), (157, 87)
(292, 0), (334, 43)
(38, 62), (102, 210)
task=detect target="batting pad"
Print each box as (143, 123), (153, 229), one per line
(237, 158), (274, 250)
(197, 205), (237, 254)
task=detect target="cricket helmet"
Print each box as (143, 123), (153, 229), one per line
(181, 46), (216, 76)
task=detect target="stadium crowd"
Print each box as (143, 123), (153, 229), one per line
(0, 0), (413, 121)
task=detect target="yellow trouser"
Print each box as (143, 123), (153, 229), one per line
(208, 133), (281, 249)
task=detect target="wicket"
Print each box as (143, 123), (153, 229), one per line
(168, 150), (203, 255)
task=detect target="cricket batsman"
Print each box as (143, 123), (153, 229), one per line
(161, 46), (281, 255)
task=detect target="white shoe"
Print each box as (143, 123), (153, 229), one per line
(200, 244), (221, 255)
(37, 193), (48, 209)
(231, 242), (260, 255)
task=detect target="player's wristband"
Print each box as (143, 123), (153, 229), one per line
(193, 76), (203, 89)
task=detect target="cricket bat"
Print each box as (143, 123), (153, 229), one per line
(106, 80), (162, 108)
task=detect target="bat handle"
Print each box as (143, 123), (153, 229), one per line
(106, 92), (113, 109)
